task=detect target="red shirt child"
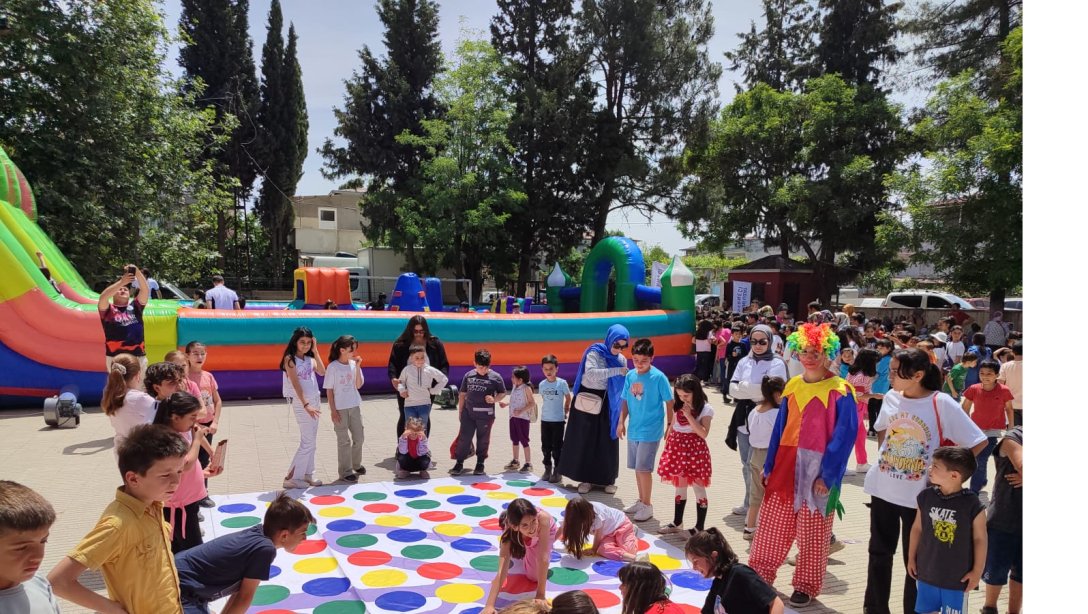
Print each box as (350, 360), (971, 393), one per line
(962, 382), (1014, 432)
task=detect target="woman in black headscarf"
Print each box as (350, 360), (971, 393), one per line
(387, 315), (449, 438)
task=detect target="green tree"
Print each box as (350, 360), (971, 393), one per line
(0, 0), (232, 283)
(814, 0), (901, 90)
(575, 0), (722, 244)
(725, 0), (815, 93)
(320, 0), (443, 271)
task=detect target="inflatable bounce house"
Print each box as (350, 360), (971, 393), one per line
(0, 145), (696, 405)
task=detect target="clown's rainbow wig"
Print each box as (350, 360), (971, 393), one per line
(786, 322), (840, 359)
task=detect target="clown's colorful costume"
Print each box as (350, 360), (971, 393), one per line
(749, 324), (858, 598)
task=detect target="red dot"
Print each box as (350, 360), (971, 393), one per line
(363, 503), (399, 513)
(637, 539), (650, 552)
(501, 573), (538, 594)
(480, 518), (502, 531)
(472, 482), (501, 491)
(583, 589), (621, 608)
(417, 562), (463, 580)
(420, 511), (456, 522)
(347, 550), (392, 566)
(523, 488), (554, 497)
(292, 539), (327, 555)
(310, 495), (345, 505)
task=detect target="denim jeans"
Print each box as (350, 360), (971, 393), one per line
(737, 431), (751, 509)
(971, 436), (999, 493)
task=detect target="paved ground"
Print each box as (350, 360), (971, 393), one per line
(3, 391), (1008, 613)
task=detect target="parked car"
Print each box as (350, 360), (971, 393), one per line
(158, 281), (191, 301)
(965, 297), (1023, 311)
(882, 290), (972, 310)
(694, 294), (722, 308)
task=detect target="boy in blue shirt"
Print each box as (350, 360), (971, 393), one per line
(868, 338), (894, 435)
(538, 354), (571, 484)
(617, 338), (674, 522)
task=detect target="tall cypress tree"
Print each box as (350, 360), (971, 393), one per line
(285, 24), (308, 194)
(815, 0), (901, 91)
(725, 0), (816, 93)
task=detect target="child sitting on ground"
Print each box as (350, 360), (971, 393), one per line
(396, 418), (432, 479)
(559, 496), (640, 562)
(0, 481), (61, 613)
(907, 446), (987, 614)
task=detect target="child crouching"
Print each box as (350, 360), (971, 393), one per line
(396, 418), (432, 479)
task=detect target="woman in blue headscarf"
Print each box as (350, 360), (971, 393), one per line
(557, 324), (631, 494)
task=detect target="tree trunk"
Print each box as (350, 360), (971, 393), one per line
(988, 288), (1007, 321)
(216, 210), (228, 270)
(515, 230), (536, 298)
(591, 181), (613, 246)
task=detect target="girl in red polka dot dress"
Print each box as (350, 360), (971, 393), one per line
(657, 374), (714, 536)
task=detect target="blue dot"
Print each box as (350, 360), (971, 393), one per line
(671, 570), (713, 591)
(394, 489), (427, 498)
(302, 577), (351, 597)
(502, 502), (510, 510)
(217, 503), (256, 514)
(326, 519), (367, 532)
(592, 560), (625, 577)
(375, 590), (427, 612)
(462, 608), (483, 614)
(268, 565), (281, 579)
(451, 538), (491, 553)
(550, 551), (562, 563)
(387, 529), (427, 543)
(447, 495), (481, 505)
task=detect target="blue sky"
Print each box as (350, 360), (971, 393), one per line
(156, 1), (790, 255)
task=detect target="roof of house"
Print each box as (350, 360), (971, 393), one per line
(730, 255), (812, 272)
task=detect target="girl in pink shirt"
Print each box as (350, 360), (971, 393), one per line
(153, 392), (220, 553)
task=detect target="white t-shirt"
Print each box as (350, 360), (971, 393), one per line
(863, 391), (986, 508)
(945, 340), (965, 363)
(205, 284), (239, 309)
(998, 360), (1023, 409)
(671, 403), (714, 434)
(109, 389), (157, 450)
(746, 404), (780, 448)
(694, 338), (712, 352)
(324, 359), (364, 409)
(0, 575), (61, 614)
(589, 501), (628, 536)
(282, 355), (320, 400)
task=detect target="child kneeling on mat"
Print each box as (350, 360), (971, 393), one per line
(559, 496), (642, 562)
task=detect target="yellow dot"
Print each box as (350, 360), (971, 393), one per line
(375, 515), (412, 527)
(649, 554), (681, 570)
(486, 491), (516, 501)
(434, 523), (472, 537)
(436, 583), (485, 604)
(434, 485), (465, 494)
(294, 557), (338, 574)
(539, 497), (569, 508)
(318, 506), (354, 518)
(361, 569), (408, 588)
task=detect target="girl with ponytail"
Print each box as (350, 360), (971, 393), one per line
(102, 353), (158, 452)
(481, 498), (556, 614)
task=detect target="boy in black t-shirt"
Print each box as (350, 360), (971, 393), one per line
(174, 493), (314, 614)
(908, 446), (987, 614)
(981, 427), (1022, 614)
(451, 349), (507, 476)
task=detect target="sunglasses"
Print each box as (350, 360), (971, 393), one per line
(612, 342), (628, 349)
(751, 339), (769, 346)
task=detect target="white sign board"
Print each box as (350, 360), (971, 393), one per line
(650, 262), (668, 288)
(732, 281), (752, 312)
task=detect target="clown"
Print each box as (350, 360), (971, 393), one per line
(748, 322), (858, 608)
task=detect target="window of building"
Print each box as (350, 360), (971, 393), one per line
(318, 207), (337, 230)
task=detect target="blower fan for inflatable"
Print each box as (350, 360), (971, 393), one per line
(43, 386), (82, 428)
(434, 385), (459, 410)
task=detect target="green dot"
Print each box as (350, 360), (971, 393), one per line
(463, 505), (497, 517)
(547, 567), (589, 586)
(402, 544), (444, 560)
(471, 554), (500, 572)
(221, 515), (261, 528)
(337, 533), (378, 548)
(306, 523), (317, 536)
(353, 492), (387, 502)
(506, 480), (534, 487)
(407, 499), (440, 510)
(251, 584), (290, 605)
(315, 601), (367, 614)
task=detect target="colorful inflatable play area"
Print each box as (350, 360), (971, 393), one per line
(0, 146), (696, 405)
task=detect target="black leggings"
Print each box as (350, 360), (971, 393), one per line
(166, 500), (203, 554)
(863, 495), (917, 614)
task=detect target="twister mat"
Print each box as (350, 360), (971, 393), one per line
(199, 475), (715, 614)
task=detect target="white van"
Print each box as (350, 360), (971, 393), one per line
(882, 290), (972, 310)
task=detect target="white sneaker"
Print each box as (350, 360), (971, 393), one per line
(624, 500), (645, 514)
(633, 504), (654, 522)
(731, 506), (748, 516)
(657, 522), (685, 535)
(282, 479), (308, 489)
(603, 484), (618, 494)
(303, 475), (323, 487)
(856, 463), (871, 472)
(577, 482), (592, 494)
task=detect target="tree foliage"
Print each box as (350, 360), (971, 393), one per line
(725, 0), (815, 93)
(814, 0), (901, 90)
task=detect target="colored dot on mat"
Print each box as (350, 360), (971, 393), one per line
(671, 571), (714, 591)
(451, 537), (491, 553)
(337, 533), (378, 549)
(364, 503), (400, 513)
(648, 554), (681, 570)
(523, 488), (554, 497)
(506, 480), (534, 487)
(547, 567), (589, 586)
(592, 560), (625, 577)
(402, 544), (444, 560)
(471, 482), (501, 491)
(447, 495), (481, 505)
(434, 485), (465, 494)
(407, 499), (440, 510)
(361, 569), (408, 588)
(387, 528), (427, 543)
(462, 505), (497, 517)
(310, 495), (346, 505)
(292, 539), (327, 555)
(479, 518), (502, 531)
(470, 554), (500, 572)
(583, 588), (621, 608)
(373, 590), (426, 612)
(347, 550), (392, 567)
(302, 577), (351, 597)
(462, 608), (484, 614)
(217, 503), (256, 514)
(375, 515), (412, 527)
(539, 497), (568, 508)
(250, 584), (290, 605)
(307, 523), (317, 536)
(417, 562), (463, 580)
(434, 523), (472, 537)
(436, 583), (485, 604)
(221, 516), (261, 528)
(637, 538), (650, 551)
(394, 488), (427, 498)
(294, 557), (338, 574)
(314, 600), (367, 614)
(268, 565), (281, 578)
(549, 551), (561, 563)
(327, 519), (367, 532)
(419, 511), (456, 522)
(319, 506), (355, 518)
(486, 491), (516, 501)
(354, 491), (387, 501)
